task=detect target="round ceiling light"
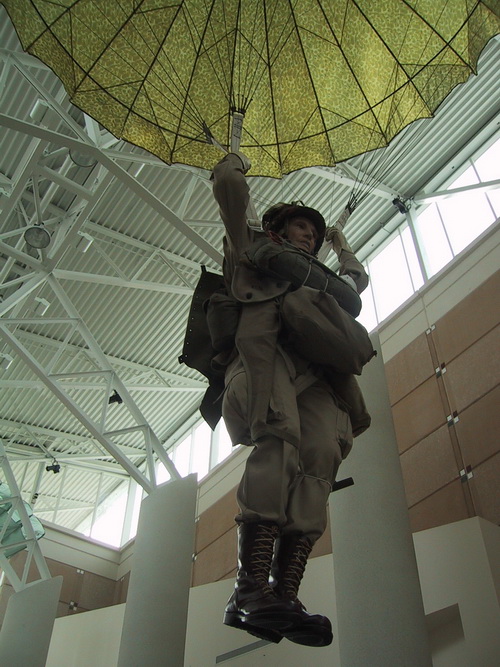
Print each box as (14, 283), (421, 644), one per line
(24, 225), (51, 249)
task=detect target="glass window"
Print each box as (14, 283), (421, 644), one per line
(474, 140), (499, 182)
(213, 421), (234, 466)
(191, 421), (211, 479)
(156, 461), (171, 484)
(357, 278), (378, 332)
(367, 234), (415, 321)
(172, 434), (191, 478)
(401, 226), (424, 290)
(438, 190), (495, 255)
(474, 141), (500, 218)
(414, 203), (453, 277)
(90, 483), (128, 547)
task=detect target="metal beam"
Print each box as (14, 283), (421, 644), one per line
(37, 165), (94, 200)
(413, 178), (500, 204)
(0, 114), (223, 264)
(52, 269), (193, 295)
(13, 328), (208, 388)
(0, 272), (47, 316)
(306, 165), (401, 201)
(2, 426), (149, 460)
(0, 324), (155, 492)
(48, 274), (182, 481)
(0, 380), (205, 393)
(19, 191), (207, 271)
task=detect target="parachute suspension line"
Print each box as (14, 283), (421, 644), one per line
(177, 0), (239, 146)
(111, 1), (207, 140)
(357, 13), (493, 204)
(347, 0), (492, 209)
(372, 0), (495, 189)
(346, 0), (430, 207)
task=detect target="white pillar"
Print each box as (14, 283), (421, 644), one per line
(0, 576), (63, 667)
(330, 333), (432, 666)
(118, 474), (198, 667)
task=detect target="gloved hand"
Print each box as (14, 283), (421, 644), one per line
(232, 151), (251, 174)
(325, 226), (354, 256)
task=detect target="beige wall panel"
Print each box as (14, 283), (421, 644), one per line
(113, 572), (130, 605)
(408, 481), (470, 533)
(384, 333), (434, 405)
(470, 453), (500, 526)
(433, 270), (500, 363)
(400, 425), (459, 508)
(195, 486), (238, 554)
(46, 560), (83, 605)
(445, 325), (500, 413)
(78, 571), (116, 610)
(392, 376), (446, 453)
(192, 524), (237, 587)
(454, 385), (500, 468)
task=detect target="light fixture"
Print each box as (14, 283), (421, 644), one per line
(45, 462), (60, 474)
(0, 353), (13, 371)
(24, 224), (51, 249)
(392, 198), (409, 214)
(69, 149), (97, 169)
(108, 390), (123, 405)
(34, 297), (50, 316)
(76, 232), (94, 253)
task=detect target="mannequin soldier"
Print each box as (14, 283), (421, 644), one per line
(208, 151), (371, 647)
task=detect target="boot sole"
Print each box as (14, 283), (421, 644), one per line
(223, 614), (283, 644)
(283, 627), (333, 647)
(224, 609), (301, 632)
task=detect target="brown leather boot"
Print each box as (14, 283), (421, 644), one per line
(270, 534), (333, 647)
(223, 522), (302, 642)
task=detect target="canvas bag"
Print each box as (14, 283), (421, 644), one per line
(280, 286), (375, 375)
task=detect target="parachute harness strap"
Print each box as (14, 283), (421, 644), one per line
(300, 259), (313, 287)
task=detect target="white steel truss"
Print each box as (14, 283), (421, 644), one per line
(0, 442), (51, 592)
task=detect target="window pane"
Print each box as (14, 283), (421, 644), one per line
(414, 204), (453, 277)
(448, 164), (478, 188)
(472, 139), (500, 218)
(437, 191), (495, 255)
(156, 461), (171, 484)
(173, 434), (191, 477)
(357, 278), (378, 332)
(485, 190), (500, 219)
(90, 484), (128, 547)
(214, 422), (233, 466)
(192, 421), (211, 479)
(401, 226), (424, 290)
(367, 235), (414, 322)
(473, 139), (500, 182)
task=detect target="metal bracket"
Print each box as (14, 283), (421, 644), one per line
(460, 466), (473, 482)
(446, 412), (459, 427)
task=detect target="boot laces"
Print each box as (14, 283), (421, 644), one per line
(252, 524), (278, 586)
(283, 540), (310, 599)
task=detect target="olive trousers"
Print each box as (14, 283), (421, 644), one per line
(224, 377), (351, 545)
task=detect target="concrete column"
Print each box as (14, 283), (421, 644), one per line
(0, 575), (63, 667)
(118, 474), (198, 667)
(330, 333), (432, 666)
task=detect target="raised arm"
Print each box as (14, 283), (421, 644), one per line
(212, 152), (253, 257)
(326, 227), (369, 294)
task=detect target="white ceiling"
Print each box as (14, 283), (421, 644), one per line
(0, 6), (499, 535)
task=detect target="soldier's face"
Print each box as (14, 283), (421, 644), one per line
(285, 217), (318, 254)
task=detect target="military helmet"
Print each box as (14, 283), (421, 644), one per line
(262, 201), (326, 255)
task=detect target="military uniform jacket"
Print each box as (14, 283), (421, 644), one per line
(212, 153), (371, 448)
